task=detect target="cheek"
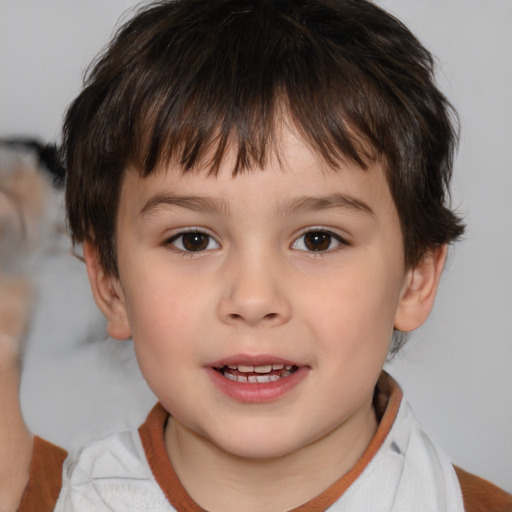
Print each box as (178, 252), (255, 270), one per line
(302, 258), (403, 356)
(124, 265), (200, 334)
(124, 275), (211, 378)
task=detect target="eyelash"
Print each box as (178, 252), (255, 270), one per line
(164, 228), (349, 254)
(292, 229), (349, 254)
(165, 229), (220, 254)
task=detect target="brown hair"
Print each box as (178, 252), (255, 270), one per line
(63, 0), (464, 278)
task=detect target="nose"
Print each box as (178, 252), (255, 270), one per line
(217, 252), (291, 328)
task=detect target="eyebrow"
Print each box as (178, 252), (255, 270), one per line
(140, 193), (230, 217)
(278, 194), (375, 217)
(139, 192), (374, 219)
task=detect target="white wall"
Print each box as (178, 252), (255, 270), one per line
(1, 0), (510, 492)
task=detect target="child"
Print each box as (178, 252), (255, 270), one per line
(3, 0), (512, 510)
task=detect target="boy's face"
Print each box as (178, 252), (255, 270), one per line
(92, 129), (432, 462)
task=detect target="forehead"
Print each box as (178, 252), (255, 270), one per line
(136, 128), (383, 188)
(118, 130), (398, 235)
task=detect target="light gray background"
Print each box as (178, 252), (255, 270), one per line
(1, 0), (511, 493)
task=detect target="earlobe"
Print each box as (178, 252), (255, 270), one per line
(83, 241), (132, 340)
(394, 245), (448, 332)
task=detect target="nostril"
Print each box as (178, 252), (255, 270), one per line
(227, 311), (280, 324)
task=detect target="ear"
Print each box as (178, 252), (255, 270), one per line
(83, 241), (131, 340)
(394, 245), (448, 332)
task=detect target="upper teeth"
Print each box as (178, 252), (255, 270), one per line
(227, 364), (292, 373)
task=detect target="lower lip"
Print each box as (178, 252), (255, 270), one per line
(206, 366), (309, 403)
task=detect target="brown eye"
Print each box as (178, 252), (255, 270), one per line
(169, 231), (220, 252)
(182, 232), (209, 251)
(303, 231), (332, 251)
(292, 230), (345, 252)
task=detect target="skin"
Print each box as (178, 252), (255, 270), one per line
(0, 332), (32, 512)
(0, 176), (36, 511)
(86, 128), (446, 512)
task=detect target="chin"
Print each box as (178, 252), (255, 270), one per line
(205, 426), (307, 461)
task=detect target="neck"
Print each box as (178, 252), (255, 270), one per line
(164, 399), (378, 512)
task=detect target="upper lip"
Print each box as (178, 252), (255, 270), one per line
(208, 354), (303, 369)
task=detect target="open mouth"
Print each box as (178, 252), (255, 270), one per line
(215, 364), (299, 383)
(208, 359), (307, 401)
